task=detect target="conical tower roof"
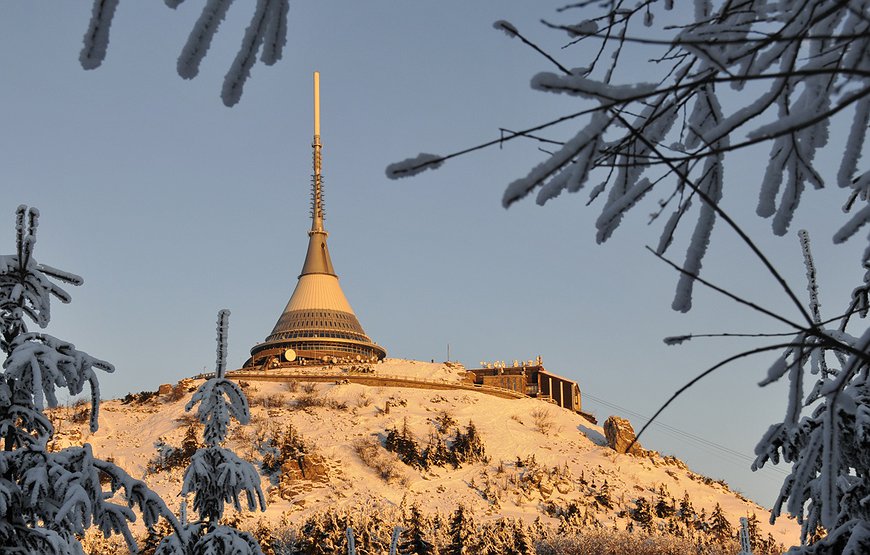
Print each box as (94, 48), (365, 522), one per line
(249, 73), (386, 367)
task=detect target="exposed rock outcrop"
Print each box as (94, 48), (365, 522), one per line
(604, 415), (643, 455)
(282, 453), (329, 483)
(278, 453), (330, 500)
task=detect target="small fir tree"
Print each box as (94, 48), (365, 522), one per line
(709, 503), (733, 544)
(445, 504), (475, 555)
(297, 510), (345, 555)
(745, 513), (761, 552)
(594, 480), (613, 509)
(510, 520), (535, 555)
(155, 310), (266, 554)
(399, 505), (434, 555)
(678, 492), (696, 528)
(253, 519), (277, 555)
(654, 486), (675, 518)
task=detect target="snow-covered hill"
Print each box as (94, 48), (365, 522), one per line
(52, 358), (799, 551)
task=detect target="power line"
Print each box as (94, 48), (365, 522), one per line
(584, 392), (791, 479)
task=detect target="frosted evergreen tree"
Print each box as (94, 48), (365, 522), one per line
(155, 309), (266, 555)
(387, 2), (870, 553)
(709, 503), (733, 544)
(510, 520), (535, 555)
(751, 232), (870, 554)
(253, 519), (277, 555)
(445, 505), (475, 555)
(298, 509), (345, 554)
(0, 205), (179, 554)
(630, 497), (654, 534)
(398, 505), (434, 555)
(474, 520), (508, 555)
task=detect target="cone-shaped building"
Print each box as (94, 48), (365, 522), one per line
(248, 73), (386, 367)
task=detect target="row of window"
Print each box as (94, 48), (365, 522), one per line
(269, 330), (369, 342)
(287, 341), (381, 356)
(276, 310), (361, 332)
(292, 310), (354, 321)
(285, 319), (358, 330)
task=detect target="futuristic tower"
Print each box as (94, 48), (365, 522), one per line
(247, 72), (386, 367)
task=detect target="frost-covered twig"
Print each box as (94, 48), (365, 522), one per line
(389, 1), (870, 314)
(630, 341), (817, 452)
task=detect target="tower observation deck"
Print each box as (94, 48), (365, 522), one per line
(247, 72), (386, 367)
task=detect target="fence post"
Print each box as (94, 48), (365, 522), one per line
(346, 526), (356, 555)
(389, 525), (402, 555)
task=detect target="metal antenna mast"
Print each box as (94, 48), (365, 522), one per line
(311, 71), (324, 234)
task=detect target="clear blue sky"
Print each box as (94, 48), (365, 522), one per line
(0, 2), (863, 509)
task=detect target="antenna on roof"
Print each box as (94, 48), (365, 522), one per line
(311, 71), (324, 234)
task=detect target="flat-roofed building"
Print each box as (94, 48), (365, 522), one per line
(467, 363), (592, 421)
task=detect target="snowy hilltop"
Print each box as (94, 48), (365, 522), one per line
(49, 358), (799, 553)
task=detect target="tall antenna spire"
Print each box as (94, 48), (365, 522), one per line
(311, 71), (324, 234)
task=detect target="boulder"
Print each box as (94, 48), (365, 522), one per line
(281, 453), (329, 483)
(555, 480), (574, 494)
(603, 416), (643, 455)
(278, 454), (330, 500)
(537, 474), (555, 498)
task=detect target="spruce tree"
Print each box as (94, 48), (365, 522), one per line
(155, 310), (265, 554)
(510, 520), (535, 555)
(678, 492), (696, 528)
(654, 485), (675, 518)
(474, 520), (508, 555)
(399, 505), (434, 555)
(709, 503), (733, 544)
(0, 206), (177, 553)
(745, 512), (761, 552)
(630, 497), (654, 534)
(594, 480), (613, 509)
(253, 519), (277, 555)
(445, 504), (475, 555)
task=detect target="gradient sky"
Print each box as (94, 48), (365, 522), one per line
(1, 2), (864, 509)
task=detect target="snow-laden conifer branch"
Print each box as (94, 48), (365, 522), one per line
(177, 0), (233, 80)
(389, 1), (870, 314)
(221, 0), (271, 107)
(181, 447), (266, 522)
(617, 111), (813, 324)
(80, 0), (290, 106)
(647, 246), (806, 332)
(260, 0), (289, 66)
(79, 0), (119, 70)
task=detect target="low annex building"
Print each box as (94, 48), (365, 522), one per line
(465, 359), (593, 421)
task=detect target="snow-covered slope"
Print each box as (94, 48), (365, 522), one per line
(52, 359), (799, 548)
